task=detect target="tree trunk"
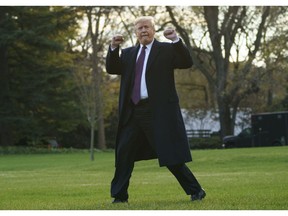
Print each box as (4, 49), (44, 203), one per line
(97, 114), (106, 150)
(90, 123), (95, 161)
(95, 71), (106, 150)
(87, 7), (107, 151)
(218, 97), (234, 138)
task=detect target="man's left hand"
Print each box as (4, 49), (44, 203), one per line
(163, 28), (178, 42)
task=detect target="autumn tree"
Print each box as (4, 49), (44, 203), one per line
(165, 6), (288, 137)
(259, 7), (288, 110)
(73, 7), (107, 159)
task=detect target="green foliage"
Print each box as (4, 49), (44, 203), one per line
(189, 136), (222, 149)
(0, 6), (83, 146)
(0, 147), (287, 210)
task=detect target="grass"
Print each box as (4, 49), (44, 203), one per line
(0, 146), (287, 210)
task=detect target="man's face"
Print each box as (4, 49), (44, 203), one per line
(134, 20), (155, 45)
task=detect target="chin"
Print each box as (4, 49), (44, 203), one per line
(140, 39), (152, 45)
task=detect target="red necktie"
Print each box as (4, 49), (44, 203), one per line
(131, 45), (146, 105)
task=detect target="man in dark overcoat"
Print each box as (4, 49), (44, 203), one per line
(106, 16), (206, 203)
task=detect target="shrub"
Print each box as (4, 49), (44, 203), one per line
(189, 136), (222, 149)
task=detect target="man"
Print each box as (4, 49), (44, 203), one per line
(106, 16), (205, 203)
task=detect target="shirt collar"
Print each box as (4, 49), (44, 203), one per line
(140, 39), (154, 50)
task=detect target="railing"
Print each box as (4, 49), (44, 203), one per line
(186, 129), (211, 138)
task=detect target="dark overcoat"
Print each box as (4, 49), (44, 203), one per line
(106, 39), (193, 167)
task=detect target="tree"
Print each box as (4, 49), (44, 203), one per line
(0, 6), (81, 146)
(259, 7), (288, 110)
(73, 6), (122, 160)
(165, 6), (287, 137)
(0, 7), (12, 146)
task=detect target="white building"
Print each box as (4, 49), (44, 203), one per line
(181, 108), (251, 135)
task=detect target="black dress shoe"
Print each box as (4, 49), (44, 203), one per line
(191, 188), (206, 201)
(112, 198), (128, 204)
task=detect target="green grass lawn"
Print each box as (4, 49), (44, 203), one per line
(0, 146), (287, 210)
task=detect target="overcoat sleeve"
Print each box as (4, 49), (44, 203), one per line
(172, 39), (193, 69)
(106, 46), (122, 75)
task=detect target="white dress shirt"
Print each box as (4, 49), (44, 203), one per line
(137, 37), (179, 99)
(110, 37), (179, 100)
(136, 40), (154, 99)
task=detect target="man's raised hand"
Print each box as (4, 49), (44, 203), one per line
(111, 35), (124, 49)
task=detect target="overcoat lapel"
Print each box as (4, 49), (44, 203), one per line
(125, 45), (140, 93)
(146, 40), (161, 72)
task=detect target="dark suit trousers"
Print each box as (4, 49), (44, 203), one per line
(111, 100), (202, 200)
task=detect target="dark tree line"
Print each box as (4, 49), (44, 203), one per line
(1, 6), (287, 150)
(0, 7), (82, 147)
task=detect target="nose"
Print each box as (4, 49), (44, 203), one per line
(139, 26), (148, 32)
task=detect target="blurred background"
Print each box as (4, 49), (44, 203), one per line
(0, 6), (287, 155)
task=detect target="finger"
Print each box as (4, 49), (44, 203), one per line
(113, 35), (124, 42)
(163, 29), (174, 37)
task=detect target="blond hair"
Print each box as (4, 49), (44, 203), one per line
(134, 16), (155, 29)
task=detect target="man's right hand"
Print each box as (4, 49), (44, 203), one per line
(111, 35), (124, 49)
